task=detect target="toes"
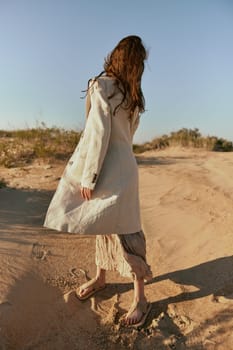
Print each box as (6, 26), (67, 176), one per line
(131, 317), (136, 325)
(78, 287), (88, 297)
(123, 316), (129, 326)
(125, 316), (134, 325)
(124, 312), (141, 326)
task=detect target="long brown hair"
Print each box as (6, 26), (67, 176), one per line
(104, 35), (147, 116)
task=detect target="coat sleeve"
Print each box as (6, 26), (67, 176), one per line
(130, 106), (140, 140)
(81, 79), (111, 190)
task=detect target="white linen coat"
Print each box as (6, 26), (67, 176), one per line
(44, 76), (142, 235)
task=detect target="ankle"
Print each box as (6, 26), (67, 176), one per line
(96, 267), (105, 277)
(134, 295), (147, 304)
(95, 275), (105, 280)
(95, 274), (105, 284)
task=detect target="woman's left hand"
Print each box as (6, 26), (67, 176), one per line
(80, 186), (93, 200)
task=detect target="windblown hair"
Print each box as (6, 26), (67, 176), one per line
(104, 35), (147, 116)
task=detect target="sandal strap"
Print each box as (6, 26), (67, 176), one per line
(128, 300), (148, 315)
(79, 278), (98, 292)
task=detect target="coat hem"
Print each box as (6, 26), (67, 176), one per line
(43, 222), (142, 236)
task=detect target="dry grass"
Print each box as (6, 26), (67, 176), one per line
(0, 125), (232, 167)
(0, 124), (81, 168)
(133, 128), (233, 154)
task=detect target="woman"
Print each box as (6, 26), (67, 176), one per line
(44, 35), (152, 327)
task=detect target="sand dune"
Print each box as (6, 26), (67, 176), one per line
(0, 147), (233, 349)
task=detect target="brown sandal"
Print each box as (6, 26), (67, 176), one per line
(123, 300), (152, 328)
(75, 278), (106, 301)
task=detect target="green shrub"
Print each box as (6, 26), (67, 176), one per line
(0, 125), (232, 168)
(0, 123), (82, 167)
(133, 128), (232, 153)
(0, 178), (7, 188)
(212, 138), (233, 152)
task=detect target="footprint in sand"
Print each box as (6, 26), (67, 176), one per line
(31, 242), (51, 260)
(167, 304), (195, 334)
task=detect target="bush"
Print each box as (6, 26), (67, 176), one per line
(133, 128), (233, 153)
(0, 125), (232, 167)
(0, 123), (82, 167)
(0, 178), (7, 188)
(212, 138), (233, 152)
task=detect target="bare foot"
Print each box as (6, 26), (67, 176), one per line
(124, 299), (149, 326)
(77, 277), (105, 299)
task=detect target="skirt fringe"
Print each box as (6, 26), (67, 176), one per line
(95, 230), (152, 281)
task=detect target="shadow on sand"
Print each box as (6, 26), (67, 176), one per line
(0, 270), (129, 350)
(99, 256), (233, 348)
(1, 186), (233, 349)
(149, 255), (233, 302)
(136, 154), (192, 166)
(1, 256), (232, 349)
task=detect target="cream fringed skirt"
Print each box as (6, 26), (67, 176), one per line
(95, 230), (153, 281)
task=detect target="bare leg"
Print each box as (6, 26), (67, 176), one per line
(124, 277), (147, 325)
(78, 267), (106, 298)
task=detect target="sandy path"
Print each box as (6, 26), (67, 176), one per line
(0, 149), (233, 349)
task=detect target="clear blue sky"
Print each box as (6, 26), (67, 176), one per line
(0, 0), (232, 143)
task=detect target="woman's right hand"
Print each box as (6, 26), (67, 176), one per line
(80, 186), (93, 201)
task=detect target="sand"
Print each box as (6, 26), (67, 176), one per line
(0, 147), (233, 349)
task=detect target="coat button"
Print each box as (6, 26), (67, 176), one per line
(92, 173), (97, 183)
